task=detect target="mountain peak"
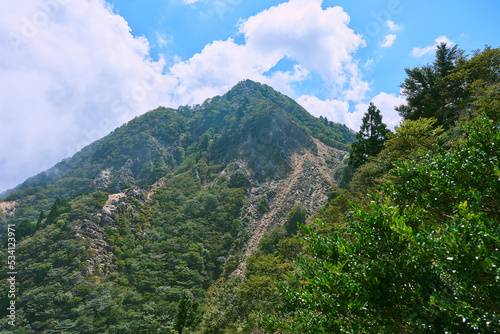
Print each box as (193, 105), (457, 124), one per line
(230, 79), (262, 94)
(224, 79), (272, 102)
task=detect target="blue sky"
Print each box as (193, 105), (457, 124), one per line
(0, 0), (499, 192)
(106, 0), (500, 99)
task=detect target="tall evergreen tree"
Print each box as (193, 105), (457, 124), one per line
(349, 103), (388, 169)
(36, 210), (45, 230)
(434, 43), (460, 77)
(396, 43), (461, 127)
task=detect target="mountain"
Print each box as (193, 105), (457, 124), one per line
(0, 80), (354, 332)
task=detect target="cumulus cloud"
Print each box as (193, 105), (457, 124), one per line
(298, 92), (405, 132)
(297, 95), (352, 127)
(265, 64), (310, 97)
(411, 35), (454, 57)
(165, 0), (368, 105)
(0, 0), (369, 192)
(0, 0), (171, 192)
(380, 34), (397, 48)
(240, 0), (365, 83)
(167, 39), (277, 105)
(387, 20), (402, 32)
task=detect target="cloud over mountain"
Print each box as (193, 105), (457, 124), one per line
(0, 0), (378, 192)
(0, 0), (166, 191)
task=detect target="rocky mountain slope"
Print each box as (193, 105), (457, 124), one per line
(0, 80), (353, 332)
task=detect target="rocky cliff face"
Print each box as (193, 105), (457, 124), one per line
(230, 109), (315, 181)
(88, 115), (348, 274)
(233, 136), (347, 274)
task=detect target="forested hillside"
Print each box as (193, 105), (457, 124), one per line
(0, 44), (498, 333)
(0, 80), (353, 333)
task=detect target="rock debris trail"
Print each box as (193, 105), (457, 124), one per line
(234, 138), (345, 276)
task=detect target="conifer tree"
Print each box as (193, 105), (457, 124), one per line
(36, 210), (45, 230)
(396, 43), (461, 126)
(285, 205), (307, 235)
(349, 103), (388, 169)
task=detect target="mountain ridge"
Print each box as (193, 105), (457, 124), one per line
(0, 79), (354, 332)
(2, 80), (353, 201)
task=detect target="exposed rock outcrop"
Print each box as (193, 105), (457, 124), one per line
(0, 201), (17, 217)
(233, 135), (346, 275)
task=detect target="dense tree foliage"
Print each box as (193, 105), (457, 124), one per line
(0, 170), (246, 332)
(397, 44), (500, 128)
(348, 117), (444, 197)
(285, 205), (307, 235)
(396, 43), (462, 126)
(264, 116), (499, 333)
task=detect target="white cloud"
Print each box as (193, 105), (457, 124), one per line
(297, 95), (354, 128)
(165, 0), (368, 104)
(239, 0), (366, 97)
(364, 58), (374, 70)
(0, 0), (370, 192)
(166, 39), (278, 105)
(380, 34), (397, 48)
(342, 61), (370, 102)
(387, 20), (402, 32)
(156, 32), (172, 48)
(0, 0), (171, 192)
(298, 92), (405, 132)
(369, 92), (405, 129)
(265, 64), (310, 97)
(352, 92), (405, 130)
(411, 35), (454, 57)
(379, 21), (400, 49)
(182, 0), (204, 4)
